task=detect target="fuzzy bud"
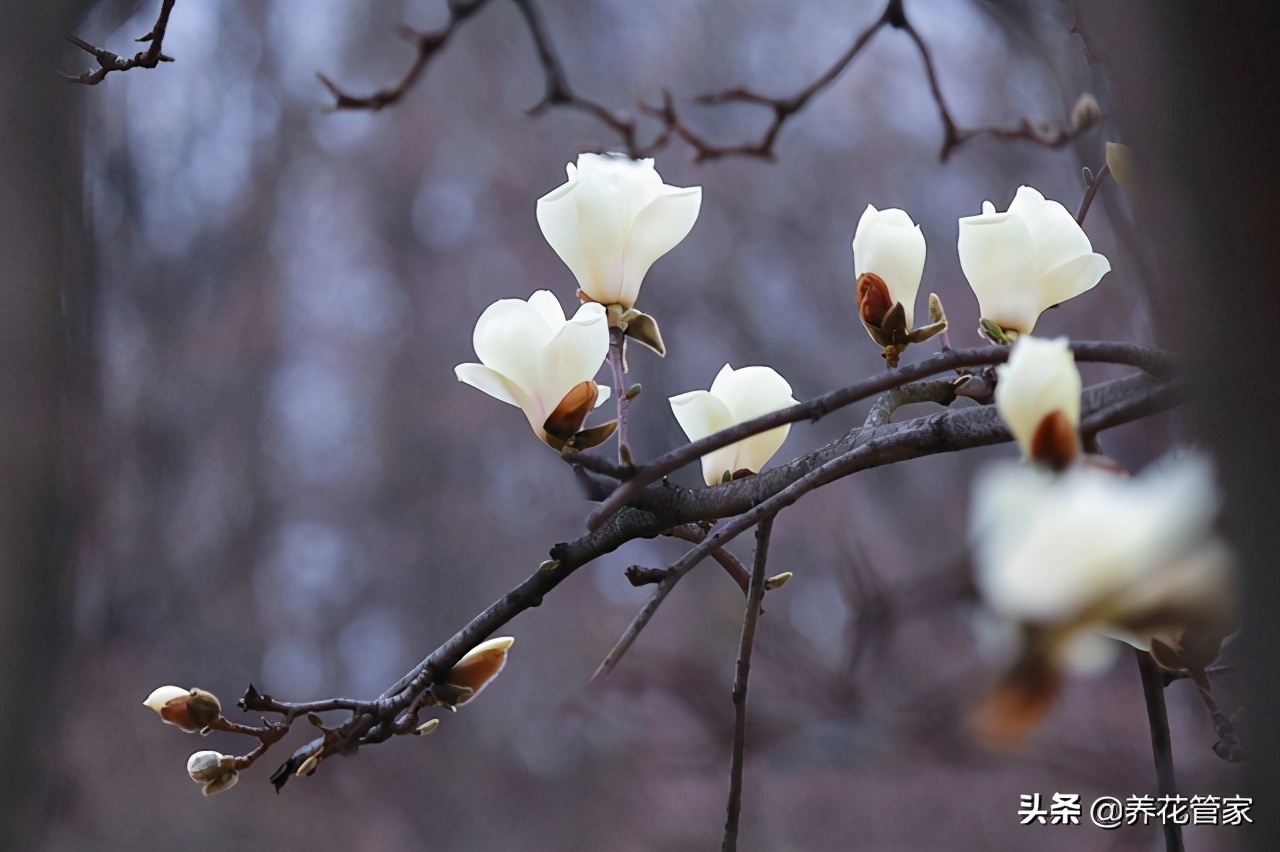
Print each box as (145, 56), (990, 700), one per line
(144, 686), (222, 733)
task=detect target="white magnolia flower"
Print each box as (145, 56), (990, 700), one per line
(852, 204), (926, 329)
(536, 153), (702, 308)
(670, 364), (798, 486)
(970, 455), (1235, 675)
(455, 291), (611, 447)
(958, 186), (1110, 336)
(994, 336), (1081, 467)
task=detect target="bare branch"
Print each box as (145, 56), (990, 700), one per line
(62, 0), (177, 86)
(317, 0), (492, 111)
(1077, 161), (1112, 225)
(722, 516), (774, 852)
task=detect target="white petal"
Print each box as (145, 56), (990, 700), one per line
(455, 362), (528, 410)
(616, 186), (702, 307)
(994, 336), (1082, 456)
(852, 205), (925, 328)
(471, 298), (554, 395)
(144, 685), (189, 711)
(669, 388), (732, 443)
(957, 211), (1037, 332)
(1036, 253), (1111, 313)
(533, 302), (610, 422)
(1008, 186), (1094, 278)
(708, 365), (797, 476)
(525, 289), (568, 334)
(536, 173), (595, 296)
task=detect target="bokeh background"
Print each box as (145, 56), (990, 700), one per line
(3, 1), (1273, 851)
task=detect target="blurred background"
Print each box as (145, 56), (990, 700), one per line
(2, 1), (1271, 850)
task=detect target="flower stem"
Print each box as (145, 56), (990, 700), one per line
(607, 326), (631, 464)
(1136, 649), (1184, 852)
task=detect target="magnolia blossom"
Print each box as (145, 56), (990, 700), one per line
(852, 204), (926, 329)
(144, 685), (222, 732)
(441, 636), (515, 707)
(994, 336), (1081, 468)
(536, 153), (702, 308)
(670, 364), (798, 486)
(455, 291), (611, 448)
(958, 186), (1110, 336)
(971, 455), (1235, 674)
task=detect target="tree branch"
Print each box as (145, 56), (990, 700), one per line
(722, 516), (774, 852)
(61, 0), (177, 86)
(1136, 650), (1185, 852)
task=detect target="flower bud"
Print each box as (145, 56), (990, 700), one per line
(414, 718), (441, 736)
(441, 637), (515, 706)
(144, 686), (222, 733)
(1070, 93), (1101, 131)
(187, 750), (238, 795)
(994, 336), (1081, 469)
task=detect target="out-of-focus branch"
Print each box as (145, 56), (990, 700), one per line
(1136, 650), (1185, 852)
(61, 0), (176, 85)
(318, 0), (492, 110)
(316, 0), (1098, 162)
(722, 516), (774, 852)
(1077, 161), (1112, 225)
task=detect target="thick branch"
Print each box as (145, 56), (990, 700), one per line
(62, 0), (177, 85)
(588, 341), (1175, 530)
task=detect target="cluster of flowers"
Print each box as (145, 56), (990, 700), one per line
(456, 153), (1113, 485)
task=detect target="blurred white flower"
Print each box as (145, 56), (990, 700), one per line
(852, 204), (926, 330)
(958, 186), (1110, 337)
(536, 153), (702, 308)
(670, 364), (798, 486)
(971, 455), (1235, 675)
(994, 336), (1081, 468)
(455, 291), (612, 449)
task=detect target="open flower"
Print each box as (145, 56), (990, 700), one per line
(670, 364), (798, 486)
(994, 336), (1081, 469)
(969, 455), (1236, 745)
(536, 153), (701, 310)
(958, 186), (1110, 339)
(455, 291), (614, 451)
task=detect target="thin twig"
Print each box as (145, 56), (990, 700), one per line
(1077, 162), (1112, 225)
(664, 524), (751, 592)
(62, 0), (177, 85)
(722, 516), (774, 852)
(1136, 650), (1185, 852)
(317, 0), (492, 110)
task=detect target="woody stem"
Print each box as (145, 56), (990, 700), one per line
(608, 326), (631, 463)
(1137, 649), (1184, 852)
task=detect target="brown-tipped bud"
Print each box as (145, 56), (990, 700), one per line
(1028, 409), (1081, 471)
(855, 272), (893, 330)
(414, 718), (441, 736)
(187, 750), (238, 795)
(441, 637), (515, 707)
(543, 381), (600, 444)
(144, 686), (222, 733)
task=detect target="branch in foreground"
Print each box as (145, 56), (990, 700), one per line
(62, 0), (176, 85)
(245, 361), (1176, 790)
(723, 516), (774, 852)
(586, 341), (1176, 530)
(1137, 650), (1185, 852)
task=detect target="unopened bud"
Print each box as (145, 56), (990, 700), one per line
(764, 572), (793, 591)
(294, 754), (320, 777)
(1070, 93), (1102, 131)
(439, 637), (514, 707)
(187, 750), (238, 796)
(414, 718), (440, 736)
(144, 686), (222, 733)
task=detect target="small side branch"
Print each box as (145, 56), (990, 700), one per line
(722, 516), (774, 852)
(62, 0), (177, 85)
(1077, 162), (1112, 225)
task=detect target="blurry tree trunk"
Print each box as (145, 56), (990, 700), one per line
(1082, 2), (1279, 848)
(0, 1), (91, 847)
